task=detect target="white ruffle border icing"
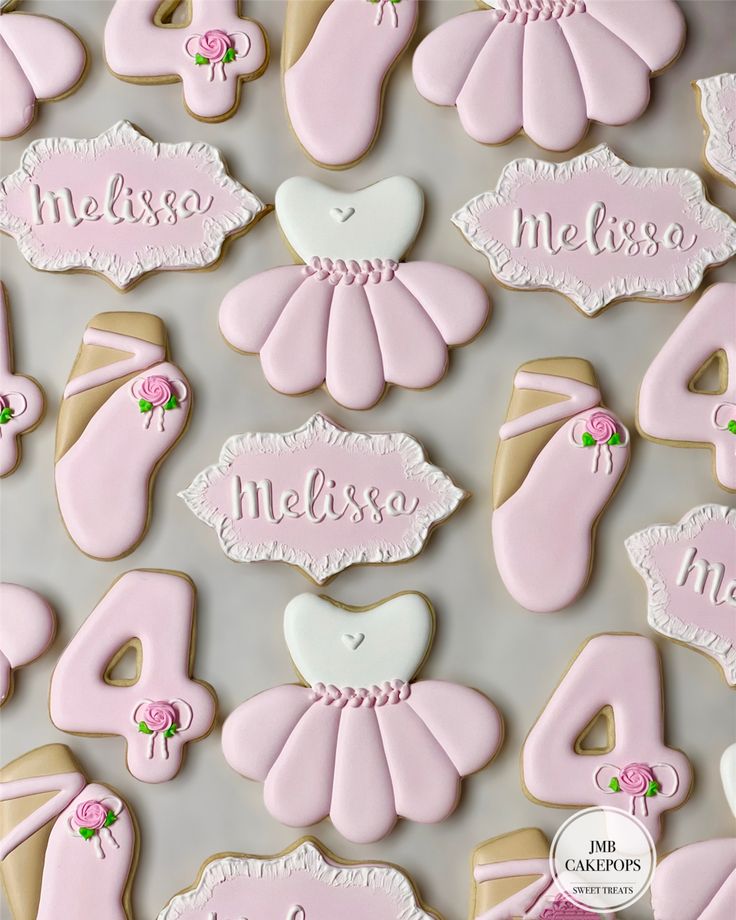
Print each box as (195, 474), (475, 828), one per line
(157, 839), (437, 920)
(696, 73), (736, 187)
(625, 503), (736, 686)
(178, 412), (466, 584)
(0, 120), (265, 288)
(452, 143), (736, 315)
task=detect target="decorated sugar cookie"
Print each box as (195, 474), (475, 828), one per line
(222, 592), (503, 843)
(219, 176), (490, 409)
(694, 73), (736, 188)
(0, 583), (55, 707)
(0, 284), (43, 478)
(522, 634), (692, 843)
(179, 412), (466, 583)
(650, 837), (736, 919)
(470, 827), (613, 919)
(49, 570), (216, 784)
(283, 0), (418, 167)
(157, 837), (441, 920)
(0, 1), (87, 140)
(0, 744), (136, 920)
(105, 0), (268, 122)
(452, 145), (736, 316)
(413, 0), (685, 152)
(492, 358), (630, 613)
(55, 312), (191, 560)
(0, 121), (265, 290)
(638, 282), (736, 491)
(626, 504), (736, 688)
(722, 744), (736, 819)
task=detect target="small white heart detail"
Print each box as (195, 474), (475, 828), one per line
(342, 633), (365, 651)
(330, 207), (355, 223)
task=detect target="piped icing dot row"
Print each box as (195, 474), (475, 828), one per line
(309, 679), (411, 708)
(302, 256), (398, 286)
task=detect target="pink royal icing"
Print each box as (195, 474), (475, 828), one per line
(650, 838), (736, 920)
(626, 504), (736, 687)
(0, 583), (55, 706)
(453, 145), (736, 316)
(412, 0), (685, 151)
(696, 73), (736, 188)
(0, 121), (265, 290)
(0, 7), (87, 139)
(104, 0), (268, 121)
(179, 413), (467, 584)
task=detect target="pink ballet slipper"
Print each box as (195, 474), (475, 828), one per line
(219, 176), (489, 410)
(0, 7), (86, 139)
(413, 0), (685, 151)
(0, 583), (55, 707)
(55, 313), (191, 560)
(283, 0), (418, 167)
(492, 359), (630, 612)
(104, 0), (268, 122)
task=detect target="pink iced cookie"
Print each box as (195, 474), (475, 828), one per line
(413, 0), (685, 151)
(50, 570), (216, 784)
(0, 284), (43, 479)
(0, 121), (265, 290)
(0, 744), (137, 920)
(55, 312), (191, 560)
(0, 583), (55, 707)
(219, 176), (490, 410)
(627, 504), (736, 688)
(695, 73), (736, 188)
(157, 837), (441, 920)
(0, 3), (87, 140)
(492, 358), (629, 613)
(105, 0), (268, 122)
(179, 412), (466, 583)
(650, 838), (736, 920)
(223, 592), (503, 843)
(283, 0), (418, 167)
(638, 282), (736, 491)
(522, 634), (692, 844)
(452, 145), (736, 317)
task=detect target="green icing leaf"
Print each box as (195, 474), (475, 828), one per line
(608, 432), (621, 445)
(79, 827), (95, 840)
(194, 53), (209, 65)
(139, 399), (153, 413)
(582, 432), (596, 447)
(608, 777), (620, 792)
(138, 720), (153, 735)
(728, 419), (736, 434)
(221, 48), (236, 64)
(0, 407), (13, 424)
(163, 395), (178, 411)
(104, 810), (118, 828)
(645, 780), (660, 797)
(163, 723), (178, 739)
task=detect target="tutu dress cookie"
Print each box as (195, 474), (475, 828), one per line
(219, 176), (489, 409)
(651, 838), (736, 919)
(413, 0), (685, 151)
(492, 358), (629, 613)
(0, 583), (55, 707)
(223, 592), (503, 843)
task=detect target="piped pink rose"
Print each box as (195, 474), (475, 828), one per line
(583, 411), (619, 446)
(74, 800), (108, 831)
(617, 762), (656, 796)
(198, 29), (233, 62)
(69, 796), (122, 859)
(130, 374), (186, 432)
(137, 700), (177, 734)
(134, 698), (193, 760)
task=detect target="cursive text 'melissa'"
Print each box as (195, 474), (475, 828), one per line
(676, 545), (736, 607)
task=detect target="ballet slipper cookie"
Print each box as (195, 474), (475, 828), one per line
(694, 73), (736, 188)
(0, 121), (265, 290)
(0, 744), (137, 920)
(219, 176), (490, 409)
(626, 504), (736, 688)
(179, 412), (466, 583)
(50, 570), (216, 784)
(55, 312), (191, 560)
(283, 0), (418, 168)
(452, 145), (736, 317)
(105, 0), (268, 122)
(650, 838), (736, 919)
(157, 837), (441, 920)
(412, 0), (685, 152)
(722, 743), (736, 818)
(522, 634), (692, 844)
(222, 592), (503, 844)
(470, 828), (614, 919)
(638, 283), (736, 491)
(0, 583), (55, 707)
(492, 358), (629, 613)
(0, 284), (43, 478)
(0, 1), (87, 140)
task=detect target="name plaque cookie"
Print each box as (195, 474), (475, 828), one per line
(0, 120), (265, 289)
(179, 412), (466, 584)
(452, 144), (736, 316)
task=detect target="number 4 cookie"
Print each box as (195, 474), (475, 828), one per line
(522, 634), (692, 843)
